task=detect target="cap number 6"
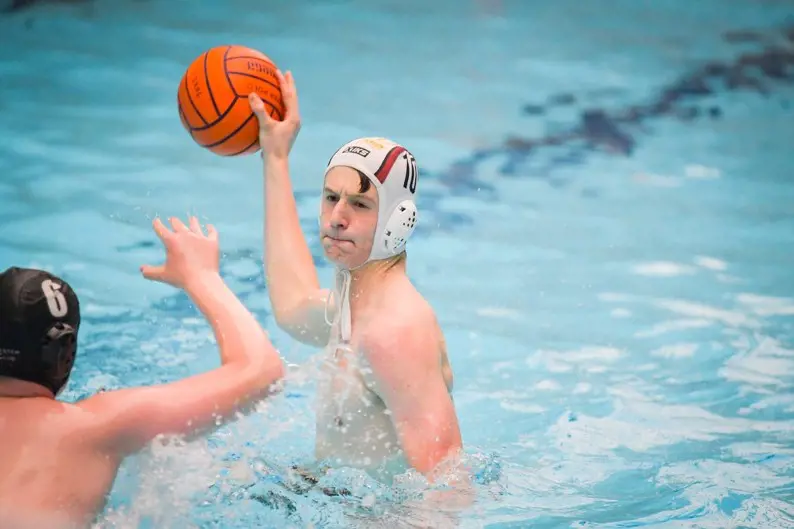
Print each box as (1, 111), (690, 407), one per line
(41, 280), (68, 318)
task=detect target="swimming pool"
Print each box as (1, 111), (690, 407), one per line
(1, 0), (793, 526)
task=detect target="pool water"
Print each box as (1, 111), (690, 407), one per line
(1, 0), (794, 527)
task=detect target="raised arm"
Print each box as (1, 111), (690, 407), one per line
(81, 217), (285, 456)
(261, 154), (332, 346)
(249, 71), (332, 348)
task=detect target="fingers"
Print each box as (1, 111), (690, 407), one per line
(140, 264), (166, 282)
(249, 92), (277, 127)
(169, 216), (189, 233)
(206, 223), (218, 242)
(156, 215), (211, 238)
(278, 69), (300, 122)
(274, 68), (287, 94)
(248, 91), (265, 112)
(152, 217), (172, 242)
(189, 216), (203, 235)
(249, 68), (299, 125)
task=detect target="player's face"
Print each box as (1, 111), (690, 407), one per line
(320, 166), (379, 268)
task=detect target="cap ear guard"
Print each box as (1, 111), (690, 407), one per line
(41, 322), (77, 395)
(381, 199), (418, 255)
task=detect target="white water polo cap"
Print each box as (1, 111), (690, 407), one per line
(324, 137), (419, 264)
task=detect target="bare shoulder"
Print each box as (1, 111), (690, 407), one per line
(71, 391), (122, 438)
(376, 279), (436, 328)
(362, 281), (443, 364)
(71, 388), (151, 453)
(1, 399), (107, 452)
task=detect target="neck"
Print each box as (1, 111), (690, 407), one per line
(331, 255), (406, 344)
(347, 256), (405, 300)
(0, 377), (53, 399)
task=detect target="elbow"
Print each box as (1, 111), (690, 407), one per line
(271, 292), (325, 331)
(271, 305), (301, 335)
(273, 312), (329, 348)
(248, 352), (286, 395)
(402, 424), (463, 479)
(253, 353), (286, 386)
(416, 442), (462, 480)
(225, 343), (287, 406)
(268, 359), (286, 385)
(271, 306), (289, 329)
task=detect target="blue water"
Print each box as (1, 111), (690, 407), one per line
(2, 0), (794, 527)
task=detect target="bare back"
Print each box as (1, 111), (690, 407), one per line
(0, 398), (120, 529)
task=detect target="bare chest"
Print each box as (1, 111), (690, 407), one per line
(313, 344), (401, 466)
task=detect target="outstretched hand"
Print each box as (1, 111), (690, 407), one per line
(249, 69), (301, 160)
(140, 216), (219, 290)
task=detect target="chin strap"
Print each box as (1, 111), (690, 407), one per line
(324, 267), (353, 344)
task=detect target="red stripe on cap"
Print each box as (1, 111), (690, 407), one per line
(373, 146), (406, 184)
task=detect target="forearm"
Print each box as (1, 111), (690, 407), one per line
(89, 272), (284, 457)
(263, 155), (321, 320)
(185, 272), (272, 366)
